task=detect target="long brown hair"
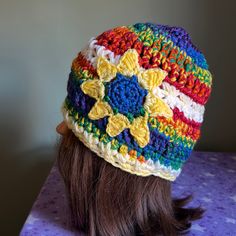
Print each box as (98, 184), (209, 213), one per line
(57, 130), (204, 236)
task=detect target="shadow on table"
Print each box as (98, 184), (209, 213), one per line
(0, 147), (55, 235)
(26, 161), (85, 236)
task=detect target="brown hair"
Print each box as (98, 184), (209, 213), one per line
(57, 130), (205, 236)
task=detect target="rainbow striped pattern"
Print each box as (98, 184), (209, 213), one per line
(62, 23), (212, 181)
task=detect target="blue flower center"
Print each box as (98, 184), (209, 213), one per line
(106, 73), (147, 117)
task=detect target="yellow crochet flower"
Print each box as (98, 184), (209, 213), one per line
(80, 49), (173, 148)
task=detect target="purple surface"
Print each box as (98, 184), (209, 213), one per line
(20, 152), (236, 236)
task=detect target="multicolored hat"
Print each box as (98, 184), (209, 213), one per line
(61, 23), (212, 181)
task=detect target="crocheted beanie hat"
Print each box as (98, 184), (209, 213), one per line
(61, 23), (212, 181)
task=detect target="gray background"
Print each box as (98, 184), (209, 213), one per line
(0, 0), (235, 235)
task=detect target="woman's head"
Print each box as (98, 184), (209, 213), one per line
(57, 22), (212, 235)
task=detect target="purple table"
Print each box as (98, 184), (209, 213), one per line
(20, 152), (236, 236)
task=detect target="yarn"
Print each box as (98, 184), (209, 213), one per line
(62, 23), (212, 181)
(106, 73), (147, 117)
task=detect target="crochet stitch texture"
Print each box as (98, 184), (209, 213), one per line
(62, 22), (212, 181)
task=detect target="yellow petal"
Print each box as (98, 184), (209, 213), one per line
(144, 93), (173, 118)
(130, 113), (150, 148)
(97, 56), (117, 82)
(117, 49), (140, 77)
(138, 68), (167, 90)
(106, 113), (130, 137)
(88, 100), (112, 120)
(80, 79), (104, 100)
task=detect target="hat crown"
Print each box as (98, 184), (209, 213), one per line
(62, 22), (212, 181)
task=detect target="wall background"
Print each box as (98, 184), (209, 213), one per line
(0, 0), (235, 234)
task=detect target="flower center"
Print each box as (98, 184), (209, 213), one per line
(106, 73), (147, 117)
